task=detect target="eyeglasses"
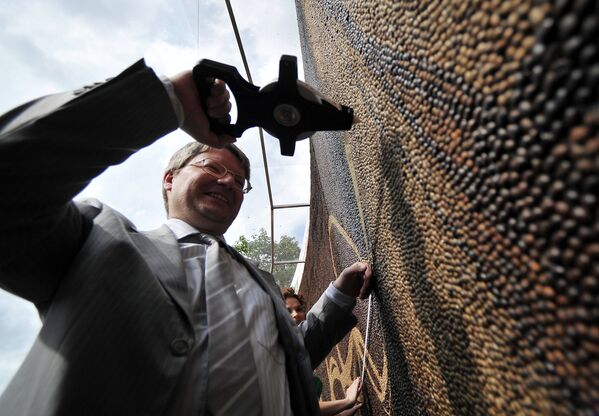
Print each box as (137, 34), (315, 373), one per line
(187, 158), (252, 194)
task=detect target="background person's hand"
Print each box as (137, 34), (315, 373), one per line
(318, 377), (364, 416)
(344, 377), (362, 405)
(170, 71), (236, 148)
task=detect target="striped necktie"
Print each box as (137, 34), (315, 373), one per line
(204, 237), (262, 416)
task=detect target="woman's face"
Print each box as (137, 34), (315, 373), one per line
(285, 297), (306, 325)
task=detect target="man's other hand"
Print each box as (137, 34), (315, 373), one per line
(333, 261), (373, 300)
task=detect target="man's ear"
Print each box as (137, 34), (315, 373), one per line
(163, 170), (174, 191)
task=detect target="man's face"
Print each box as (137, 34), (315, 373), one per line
(163, 148), (245, 235)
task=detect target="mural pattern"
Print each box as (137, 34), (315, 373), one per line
(296, 0), (599, 414)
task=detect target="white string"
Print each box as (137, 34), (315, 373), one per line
(360, 293), (373, 383)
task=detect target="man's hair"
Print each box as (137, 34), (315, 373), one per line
(282, 287), (306, 307)
(162, 141), (251, 214)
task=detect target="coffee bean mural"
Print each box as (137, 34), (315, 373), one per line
(296, 1), (598, 414)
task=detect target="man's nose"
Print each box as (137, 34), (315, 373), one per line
(217, 172), (237, 187)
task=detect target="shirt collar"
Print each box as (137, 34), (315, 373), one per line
(164, 218), (226, 243)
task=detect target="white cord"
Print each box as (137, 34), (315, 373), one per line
(360, 293), (373, 383)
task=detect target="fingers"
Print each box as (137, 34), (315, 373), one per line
(353, 377), (363, 396)
(334, 261), (374, 298)
(203, 80), (235, 147)
(358, 262), (373, 299)
(205, 79), (232, 119)
(344, 377), (362, 404)
(345, 377), (360, 397)
(210, 78), (228, 95)
(344, 261), (368, 275)
(170, 72), (236, 147)
(206, 80), (231, 118)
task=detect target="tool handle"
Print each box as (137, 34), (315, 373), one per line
(192, 59), (260, 137)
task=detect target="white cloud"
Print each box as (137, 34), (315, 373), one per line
(0, 293), (41, 392)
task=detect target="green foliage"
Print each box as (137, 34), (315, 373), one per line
(235, 235), (250, 256)
(233, 228), (301, 287)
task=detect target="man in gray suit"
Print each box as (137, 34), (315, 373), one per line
(0, 59), (372, 416)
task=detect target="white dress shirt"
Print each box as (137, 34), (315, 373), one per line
(165, 219), (292, 416)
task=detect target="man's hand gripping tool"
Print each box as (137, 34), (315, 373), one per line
(193, 55), (355, 156)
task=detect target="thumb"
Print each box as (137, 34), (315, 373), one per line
(341, 262), (367, 277)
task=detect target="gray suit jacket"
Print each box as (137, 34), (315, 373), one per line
(0, 60), (356, 416)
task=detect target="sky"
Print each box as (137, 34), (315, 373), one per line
(0, 0), (310, 393)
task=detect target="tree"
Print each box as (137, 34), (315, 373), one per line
(233, 228), (301, 288)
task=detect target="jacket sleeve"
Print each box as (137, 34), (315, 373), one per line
(299, 291), (358, 369)
(0, 59), (180, 306)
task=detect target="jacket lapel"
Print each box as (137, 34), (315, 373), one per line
(137, 225), (193, 327)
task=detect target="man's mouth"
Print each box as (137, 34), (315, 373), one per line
(207, 192), (229, 205)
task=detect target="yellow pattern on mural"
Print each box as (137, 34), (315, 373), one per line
(325, 327), (389, 405)
(327, 215), (365, 277)
(326, 215), (391, 413)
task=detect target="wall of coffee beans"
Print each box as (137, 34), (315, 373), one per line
(296, 1), (598, 414)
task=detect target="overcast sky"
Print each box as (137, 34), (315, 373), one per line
(0, 0), (309, 393)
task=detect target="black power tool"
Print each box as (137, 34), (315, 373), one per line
(193, 55), (356, 156)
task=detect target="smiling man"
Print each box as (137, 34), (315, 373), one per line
(162, 144), (250, 235)
(0, 59), (372, 416)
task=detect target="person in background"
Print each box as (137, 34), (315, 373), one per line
(0, 58), (373, 416)
(284, 287), (308, 325)
(284, 287), (364, 416)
